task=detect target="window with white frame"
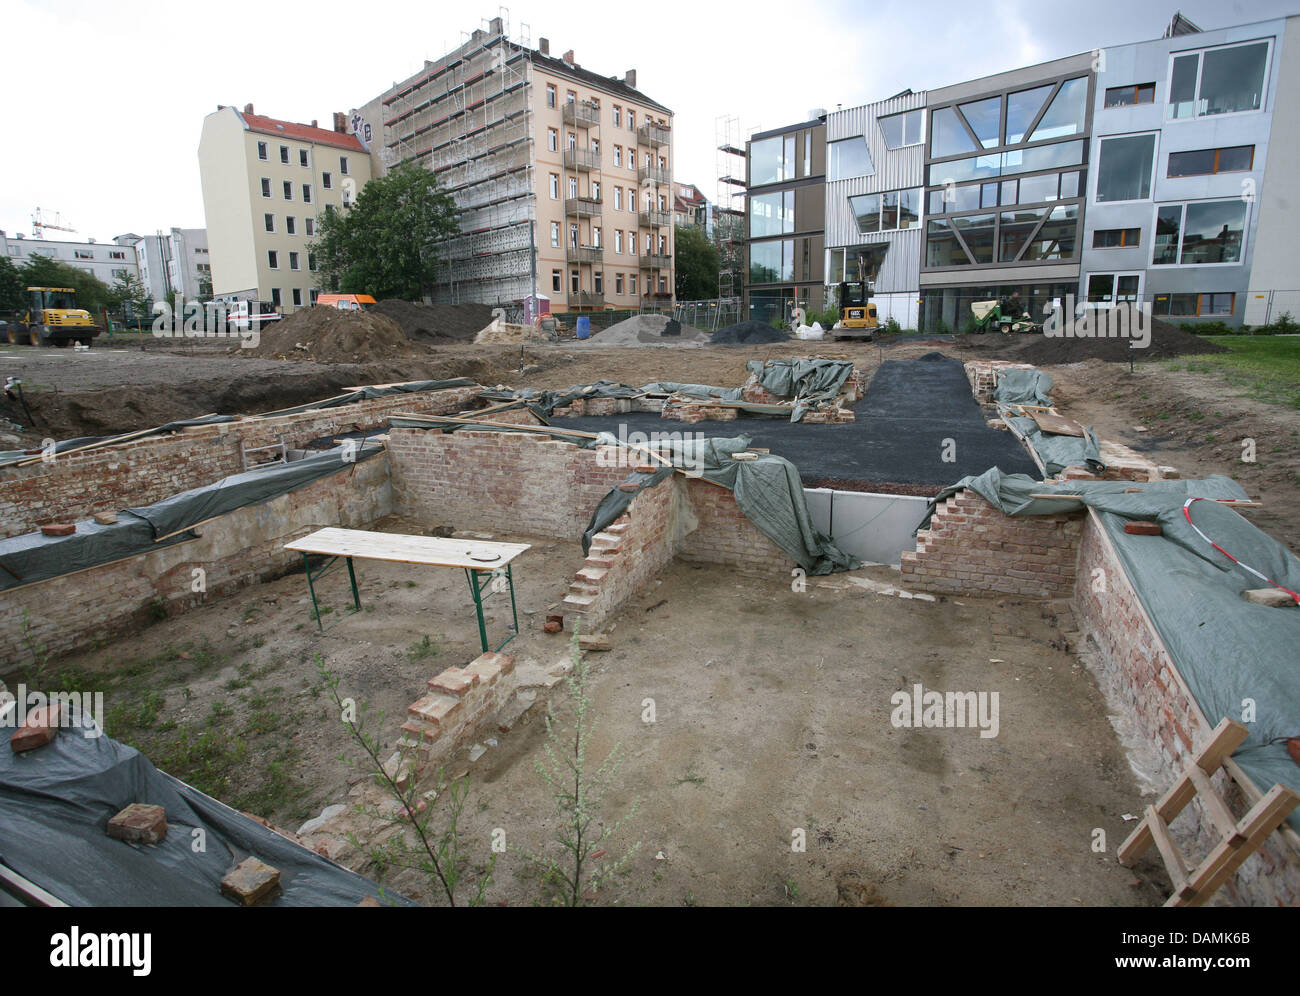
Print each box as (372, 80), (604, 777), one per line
(546, 84), (556, 108)
(1153, 199), (1248, 265)
(299, 149), (309, 167)
(292, 288), (303, 306)
(1168, 40), (1270, 119)
(879, 109), (924, 149)
(289, 252), (300, 270)
(286, 216), (296, 235)
(614, 187), (622, 210)
(548, 128), (558, 152)
(550, 174), (559, 199)
(615, 230), (623, 253)
(614, 145), (622, 167)
(268, 250), (279, 269)
(257, 141), (268, 160)
(551, 221), (560, 247)
(568, 176), (578, 198)
(1085, 272), (1141, 306)
(1096, 133), (1156, 202)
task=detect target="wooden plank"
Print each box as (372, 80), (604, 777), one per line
(1030, 493), (1261, 508)
(1029, 410), (1086, 437)
(1186, 764), (1247, 848)
(1146, 805), (1195, 901)
(1119, 718), (1250, 866)
(284, 527), (530, 570)
(1223, 756), (1300, 860)
(1174, 784), (1300, 907)
(0, 862), (68, 907)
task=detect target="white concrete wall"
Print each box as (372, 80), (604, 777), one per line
(805, 488), (932, 566)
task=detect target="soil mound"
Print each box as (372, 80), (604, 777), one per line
(247, 307), (416, 363)
(371, 299), (495, 344)
(584, 313), (709, 347)
(709, 320), (791, 346)
(1016, 306), (1230, 364)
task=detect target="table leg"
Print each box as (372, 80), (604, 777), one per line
(303, 552), (324, 632)
(466, 568), (489, 655)
(346, 556), (361, 612)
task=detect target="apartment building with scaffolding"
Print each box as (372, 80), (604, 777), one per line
(350, 17), (675, 313)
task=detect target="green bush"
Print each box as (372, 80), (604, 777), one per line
(883, 316), (902, 335)
(1254, 311), (1299, 336)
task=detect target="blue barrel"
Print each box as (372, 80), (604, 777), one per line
(576, 316), (591, 339)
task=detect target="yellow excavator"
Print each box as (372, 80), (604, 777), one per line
(832, 253), (879, 341)
(8, 287), (102, 347)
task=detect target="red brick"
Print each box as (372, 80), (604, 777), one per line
(107, 803), (168, 844)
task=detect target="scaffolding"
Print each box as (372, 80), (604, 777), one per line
(379, 12), (537, 306)
(715, 114), (746, 318)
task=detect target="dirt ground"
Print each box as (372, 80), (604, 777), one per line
(14, 517), (1168, 907)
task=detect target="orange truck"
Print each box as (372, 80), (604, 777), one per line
(317, 293), (376, 311)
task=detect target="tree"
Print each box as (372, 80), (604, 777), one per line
(18, 254), (114, 315)
(0, 256), (25, 313)
(310, 162), (460, 301)
(109, 272), (151, 322)
(673, 225), (719, 301)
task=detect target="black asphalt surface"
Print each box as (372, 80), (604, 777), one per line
(548, 354), (1039, 488)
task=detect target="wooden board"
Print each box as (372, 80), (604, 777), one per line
(1029, 410), (1086, 437)
(284, 527), (530, 570)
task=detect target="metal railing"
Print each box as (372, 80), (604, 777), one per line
(565, 244), (604, 264)
(638, 209), (671, 228)
(637, 122), (670, 147)
(563, 100), (600, 128)
(565, 196), (602, 217)
(638, 252), (672, 269)
(563, 147), (599, 171)
(637, 165), (671, 185)
(566, 291), (604, 309)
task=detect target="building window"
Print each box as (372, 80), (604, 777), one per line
(546, 84), (556, 108)
(1152, 292), (1235, 316)
(1096, 134), (1156, 202)
(750, 190), (795, 237)
(592, 180), (601, 201)
(270, 288), (281, 306)
(1093, 227), (1141, 248)
(340, 156), (349, 174)
(568, 223), (579, 248)
(567, 131), (576, 150)
(1086, 273), (1140, 305)
(613, 145), (622, 167)
(264, 213), (275, 233)
(570, 270), (579, 293)
(591, 138), (600, 158)
(658, 276), (666, 294)
(1153, 200), (1247, 265)
(552, 269), (561, 292)
(292, 288), (303, 306)
(550, 221), (560, 247)
(322, 172), (332, 189)
(566, 90), (576, 104)
(594, 271), (603, 294)
(310, 289), (319, 304)
(302, 184), (312, 203)
(550, 173), (559, 199)
(299, 149), (309, 167)
(615, 272), (624, 294)
(1169, 41), (1270, 119)
(74, 249), (93, 259)
(630, 273), (638, 295)
(628, 110), (635, 130)
(268, 250), (279, 269)
(286, 216), (296, 235)
(283, 180), (293, 200)
(1104, 83), (1156, 107)
(305, 217), (315, 236)
(261, 178), (271, 197)
(749, 135), (796, 185)
(1167, 145), (1254, 178)
(257, 141), (268, 160)
(280, 145), (289, 164)
(289, 252), (300, 270)
(548, 128), (558, 152)
(615, 230), (623, 253)
(593, 226), (602, 247)
(110, 250), (125, 260)
(878, 109), (924, 149)
(614, 187), (622, 210)
(613, 105), (621, 127)
(568, 176), (578, 198)
(309, 253), (317, 271)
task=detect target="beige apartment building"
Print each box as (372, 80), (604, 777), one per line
(349, 18), (674, 313)
(198, 104), (371, 313)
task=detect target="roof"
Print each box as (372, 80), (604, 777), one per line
(528, 50), (672, 115)
(238, 110), (365, 152)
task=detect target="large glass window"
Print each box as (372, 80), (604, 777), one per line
(1153, 205), (1182, 264)
(1181, 200), (1247, 263)
(1022, 204), (1078, 260)
(1005, 84), (1054, 144)
(1017, 173), (1059, 204)
(750, 241), (783, 283)
(960, 97), (1001, 148)
(750, 136), (789, 185)
(952, 213), (996, 263)
(1168, 41), (1270, 119)
(1167, 145), (1254, 177)
(850, 193), (882, 233)
(930, 106), (977, 158)
(1096, 134), (1155, 202)
(829, 137), (873, 180)
(926, 218), (967, 267)
(1029, 77), (1088, 142)
(999, 208), (1048, 262)
(848, 189), (921, 233)
(898, 189), (920, 228)
(750, 190), (794, 237)
(878, 109), (923, 149)
(930, 140), (1084, 186)
(1105, 83), (1156, 107)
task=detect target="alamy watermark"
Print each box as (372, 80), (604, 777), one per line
(594, 424), (707, 477)
(890, 683), (1000, 739)
(1, 684), (105, 737)
(152, 300), (261, 348)
(1043, 294), (1152, 349)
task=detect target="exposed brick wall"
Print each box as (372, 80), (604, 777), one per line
(899, 490), (1083, 598)
(0, 385), (479, 539)
(676, 478), (795, 576)
(399, 652), (517, 776)
(0, 454), (392, 665)
(1072, 509), (1300, 906)
(387, 428), (628, 538)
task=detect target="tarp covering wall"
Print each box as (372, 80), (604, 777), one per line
(1004, 416), (1104, 476)
(0, 710), (411, 906)
(928, 468), (1300, 829)
(993, 368), (1054, 407)
(582, 434), (861, 576)
(0, 446), (382, 592)
(745, 358), (854, 402)
(479, 381), (643, 418)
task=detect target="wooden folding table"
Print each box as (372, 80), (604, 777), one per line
(283, 527), (530, 653)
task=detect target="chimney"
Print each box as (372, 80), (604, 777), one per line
(562, 49), (574, 65)
(624, 69), (637, 89)
(311, 119), (318, 128)
(244, 102), (254, 114)
(333, 112), (348, 133)
(489, 16), (502, 34)
(538, 36), (549, 56)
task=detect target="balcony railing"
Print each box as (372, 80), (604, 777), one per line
(562, 100), (600, 128)
(565, 196), (602, 217)
(637, 122), (670, 147)
(637, 165), (671, 185)
(638, 209), (671, 228)
(567, 291), (604, 309)
(638, 252), (672, 269)
(565, 244), (604, 264)
(563, 147), (599, 171)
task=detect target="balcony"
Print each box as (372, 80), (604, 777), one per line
(565, 196), (602, 217)
(637, 165), (671, 185)
(567, 291), (604, 310)
(637, 122), (670, 147)
(638, 209), (671, 228)
(565, 244), (604, 264)
(563, 147), (599, 172)
(562, 100), (600, 128)
(638, 252), (672, 269)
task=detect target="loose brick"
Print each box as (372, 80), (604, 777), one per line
(221, 857), (282, 906)
(107, 803), (168, 844)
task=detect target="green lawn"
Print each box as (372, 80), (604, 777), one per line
(1161, 336), (1300, 410)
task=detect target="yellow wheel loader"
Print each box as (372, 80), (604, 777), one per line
(8, 287), (102, 347)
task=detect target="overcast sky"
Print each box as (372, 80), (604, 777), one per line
(1, 0), (1293, 243)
